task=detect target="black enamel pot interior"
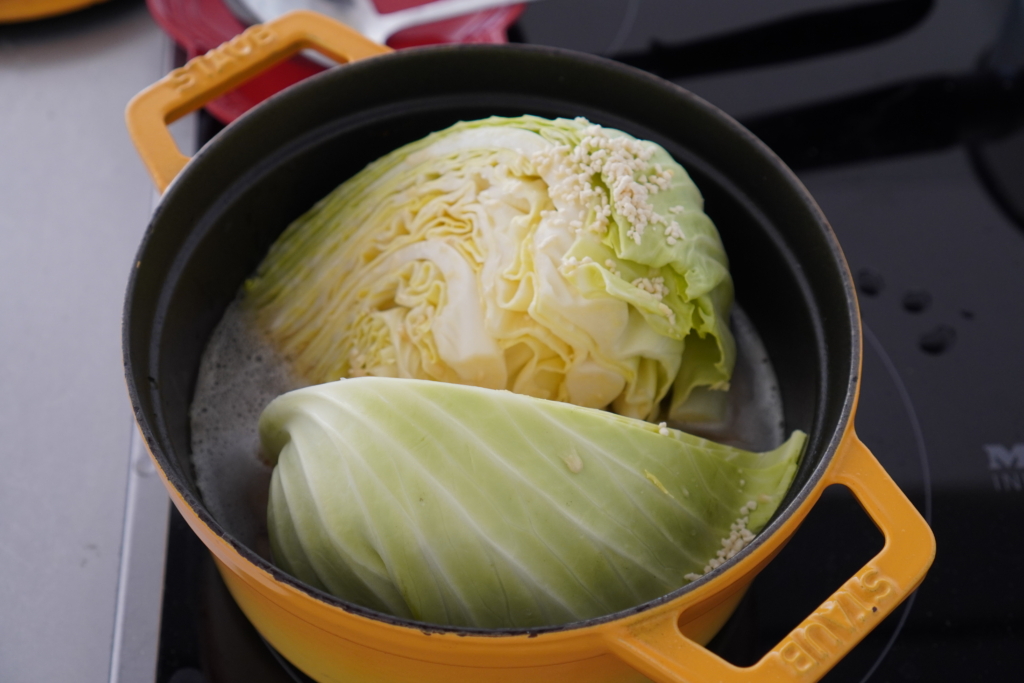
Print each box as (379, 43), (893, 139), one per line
(123, 41), (861, 665)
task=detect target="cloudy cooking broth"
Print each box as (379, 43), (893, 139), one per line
(189, 295), (306, 554)
(189, 296), (785, 554)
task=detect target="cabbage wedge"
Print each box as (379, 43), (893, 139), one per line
(262, 377), (805, 629)
(246, 116), (735, 421)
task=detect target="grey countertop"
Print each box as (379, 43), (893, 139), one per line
(0, 2), (178, 680)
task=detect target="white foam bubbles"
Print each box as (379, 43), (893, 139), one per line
(189, 294), (307, 555)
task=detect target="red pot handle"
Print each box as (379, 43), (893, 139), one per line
(605, 430), (935, 682)
(125, 10), (391, 193)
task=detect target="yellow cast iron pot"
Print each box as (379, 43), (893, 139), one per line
(0, 0), (110, 22)
(123, 11), (935, 683)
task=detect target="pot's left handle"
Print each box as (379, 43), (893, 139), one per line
(126, 10), (391, 193)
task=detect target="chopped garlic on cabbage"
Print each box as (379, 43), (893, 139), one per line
(246, 116), (735, 421)
(262, 378), (805, 628)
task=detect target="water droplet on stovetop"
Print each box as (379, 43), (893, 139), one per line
(902, 289), (932, 313)
(960, 309), (975, 320)
(920, 324), (956, 355)
(857, 268), (885, 297)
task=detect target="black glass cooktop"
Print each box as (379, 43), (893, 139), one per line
(155, 1), (1024, 681)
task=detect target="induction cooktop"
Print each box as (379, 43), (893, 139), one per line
(139, 1), (1024, 681)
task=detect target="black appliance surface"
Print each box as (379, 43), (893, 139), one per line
(155, 1), (1024, 681)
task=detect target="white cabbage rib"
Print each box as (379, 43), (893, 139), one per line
(262, 378), (805, 629)
(246, 116), (735, 421)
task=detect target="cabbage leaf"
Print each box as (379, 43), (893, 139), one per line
(262, 377), (805, 629)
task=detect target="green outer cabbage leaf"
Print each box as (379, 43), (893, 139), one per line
(245, 116), (735, 422)
(262, 377), (805, 629)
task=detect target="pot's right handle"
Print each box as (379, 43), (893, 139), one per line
(125, 10), (390, 193)
(606, 432), (935, 683)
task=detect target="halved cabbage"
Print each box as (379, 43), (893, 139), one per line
(246, 116), (735, 421)
(262, 377), (805, 628)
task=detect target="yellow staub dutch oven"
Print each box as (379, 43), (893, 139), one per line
(123, 11), (935, 683)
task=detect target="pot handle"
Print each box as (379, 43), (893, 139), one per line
(606, 432), (935, 683)
(125, 10), (391, 193)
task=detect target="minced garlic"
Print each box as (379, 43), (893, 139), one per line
(532, 120), (676, 245)
(692, 501), (761, 578)
(631, 276), (670, 300)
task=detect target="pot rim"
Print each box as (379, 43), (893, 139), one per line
(123, 41), (862, 639)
